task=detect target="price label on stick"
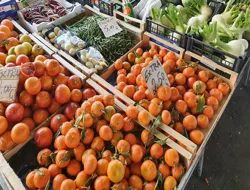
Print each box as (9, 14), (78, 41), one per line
(141, 58), (170, 95)
(0, 67), (20, 103)
(98, 17), (122, 38)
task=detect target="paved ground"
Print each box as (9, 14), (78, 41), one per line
(186, 71), (250, 190)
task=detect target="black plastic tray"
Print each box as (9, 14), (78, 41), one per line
(186, 36), (250, 73)
(88, 0), (140, 16)
(146, 0), (224, 48)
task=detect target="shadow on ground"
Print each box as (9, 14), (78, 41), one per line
(186, 72), (250, 190)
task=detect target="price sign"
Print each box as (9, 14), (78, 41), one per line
(98, 17), (122, 38)
(141, 58), (170, 95)
(0, 67), (19, 103)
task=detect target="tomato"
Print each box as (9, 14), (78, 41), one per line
(34, 127), (53, 148)
(50, 114), (68, 133)
(82, 88), (96, 100)
(53, 73), (69, 87)
(5, 103), (24, 123)
(48, 98), (61, 114)
(64, 102), (80, 120)
(68, 75), (82, 90)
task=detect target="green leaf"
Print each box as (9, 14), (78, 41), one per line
(44, 178), (51, 190)
(75, 113), (84, 127)
(155, 136), (170, 146)
(120, 152), (131, 158)
(134, 51), (140, 58)
(196, 94), (205, 114)
(39, 153), (45, 163)
(177, 167), (185, 182)
(45, 156), (52, 167)
(171, 108), (179, 122)
(149, 116), (162, 140)
(59, 150), (72, 164)
(196, 82), (202, 94)
(184, 128), (189, 139)
(81, 127), (87, 142)
(53, 126), (61, 140)
(50, 152), (57, 164)
(1, 40), (9, 45)
(35, 169), (44, 176)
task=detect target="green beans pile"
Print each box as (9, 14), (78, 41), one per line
(67, 15), (137, 64)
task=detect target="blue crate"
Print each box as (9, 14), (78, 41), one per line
(0, 0), (18, 20)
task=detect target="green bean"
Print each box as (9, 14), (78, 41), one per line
(67, 15), (137, 64)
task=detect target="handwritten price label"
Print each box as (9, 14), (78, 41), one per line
(141, 58), (170, 95)
(0, 67), (19, 103)
(98, 17), (122, 38)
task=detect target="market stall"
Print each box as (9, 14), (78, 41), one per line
(0, 0), (249, 189)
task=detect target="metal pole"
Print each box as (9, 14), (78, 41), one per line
(244, 61), (250, 86)
(197, 149), (205, 177)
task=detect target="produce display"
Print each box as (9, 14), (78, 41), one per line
(187, 0), (250, 58)
(150, 0), (250, 60)
(21, 0), (67, 24)
(67, 15), (138, 63)
(77, 47), (108, 73)
(55, 31), (87, 56)
(224, 0), (250, 10)
(42, 26), (64, 45)
(151, 0), (213, 34)
(0, 19), (83, 152)
(24, 92), (184, 190)
(113, 44), (231, 145)
(0, 1), (245, 189)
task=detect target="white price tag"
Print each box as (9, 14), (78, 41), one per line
(0, 67), (19, 103)
(141, 58), (170, 95)
(98, 17), (122, 38)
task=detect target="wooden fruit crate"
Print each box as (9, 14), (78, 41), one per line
(11, 19), (29, 35)
(91, 32), (197, 167)
(91, 31), (185, 105)
(90, 31), (240, 171)
(177, 51), (238, 189)
(0, 152), (25, 190)
(1, 34), (87, 156)
(4, 77), (192, 189)
(113, 9), (145, 31)
(32, 5), (143, 78)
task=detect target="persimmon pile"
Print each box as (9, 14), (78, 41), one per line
(26, 93), (184, 190)
(0, 19), (83, 151)
(114, 44), (230, 145)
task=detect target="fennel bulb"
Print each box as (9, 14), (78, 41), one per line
(213, 38), (246, 57)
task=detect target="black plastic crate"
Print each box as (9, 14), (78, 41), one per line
(90, 0), (139, 16)
(146, 17), (188, 48)
(187, 36), (250, 73)
(67, 0), (92, 6)
(89, 0), (122, 16)
(146, 0), (224, 49)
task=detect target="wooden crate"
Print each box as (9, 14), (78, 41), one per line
(100, 32), (185, 80)
(91, 32), (198, 167)
(2, 78), (134, 189)
(93, 31), (185, 104)
(91, 32), (239, 169)
(177, 51), (238, 189)
(2, 34), (87, 157)
(11, 19), (29, 35)
(4, 78), (192, 189)
(31, 5), (143, 78)
(113, 9), (145, 31)
(0, 152), (25, 190)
